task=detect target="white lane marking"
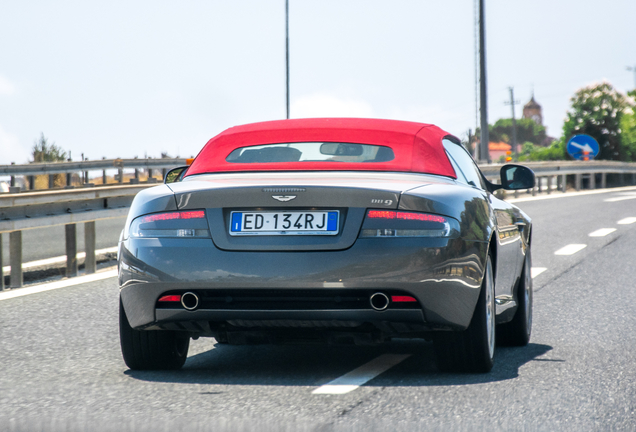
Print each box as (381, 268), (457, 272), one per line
(507, 185), (636, 203)
(604, 193), (636, 202)
(618, 217), (636, 225)
(2, 246), (117, 274)
(554, 244), (587, 256)
(0, 268), (118, 301)
(312, 354), (410, 395)
(589, 228), (617, 237)
(531, 267), (547, 278)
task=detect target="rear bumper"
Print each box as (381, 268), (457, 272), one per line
(119, 236), (487, 332)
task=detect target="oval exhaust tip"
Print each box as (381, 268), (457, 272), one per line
(181, 292), (199, 311)
(370, 292), (389, 311)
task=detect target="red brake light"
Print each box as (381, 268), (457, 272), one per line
(391, 295), (417, 303)
(367, 210), (446, 223)
(158, 295), (182, 302)
(140, 210), (205, 223)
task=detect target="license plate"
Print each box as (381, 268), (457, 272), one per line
(229, 211), (339, 236)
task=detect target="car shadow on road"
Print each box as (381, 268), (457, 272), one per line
(124, 339), (555, 388)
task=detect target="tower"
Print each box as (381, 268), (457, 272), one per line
(523, 94), (543, 125)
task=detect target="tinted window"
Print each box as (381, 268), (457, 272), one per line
(443, 139), (484, 189)
(226, 142), (394, 164)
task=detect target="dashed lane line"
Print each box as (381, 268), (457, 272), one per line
(554, 244), (587, 256)
(312, 354), (411, 395)
(2, 246), (118, 274)
(618, 217), (636, 225)
(589, 228), (617, 237)
(0, 268), (118, 301)
(604, 193), (636, 202)
(531, 267), (547, 278)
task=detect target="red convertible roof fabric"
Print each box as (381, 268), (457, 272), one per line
(185, 118), (457, 178)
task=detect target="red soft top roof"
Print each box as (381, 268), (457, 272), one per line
(185, 118), (457, 178)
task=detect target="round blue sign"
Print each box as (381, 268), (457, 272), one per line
(567, 134), (599, 160)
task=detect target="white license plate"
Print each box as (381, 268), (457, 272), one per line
(229, 211), (339, 236)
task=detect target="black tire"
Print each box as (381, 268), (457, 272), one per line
(433, 254), (496, 373)
(497, 247), (533, 346)
(119, 298), (190, 370)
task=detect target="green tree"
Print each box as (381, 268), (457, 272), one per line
(620, 90), (636, 161)
(31, 133), (67, 163)
(490, 118), (548, 146)
(562, 82), (632, 161)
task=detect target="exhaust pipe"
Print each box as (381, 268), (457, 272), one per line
(181, 292), (199, 311)
(370, 292), (389, 311)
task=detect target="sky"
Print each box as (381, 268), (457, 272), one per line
(1, 0), (635, 165)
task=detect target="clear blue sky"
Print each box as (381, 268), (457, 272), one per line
(1, 0), (634, 164)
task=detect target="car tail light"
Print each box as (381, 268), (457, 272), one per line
(391, 295), (417, 303)
(158, 295), (182, 302)
(129, 210), (210, 238)
(359, 210), (459, 238)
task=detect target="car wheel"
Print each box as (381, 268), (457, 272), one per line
(119, 298), (190, 370)
(433, 253), (495, 373)
(497, 247), (533, 346)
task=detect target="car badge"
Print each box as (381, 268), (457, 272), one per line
(272, 195), (296, 202)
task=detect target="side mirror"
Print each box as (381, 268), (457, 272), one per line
(164, 166), (188, 184)
(500, 164), (535, 190)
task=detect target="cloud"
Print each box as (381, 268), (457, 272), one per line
(291, 93), (375, 118)
(0, 125), (29, 164)
(0, 75), (16, 95)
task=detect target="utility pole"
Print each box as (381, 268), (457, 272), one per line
(285, 0), (290, 119)
(478, 0), (490, 163)
(628, 65), (636, 90)
(505, 87), (520, 158)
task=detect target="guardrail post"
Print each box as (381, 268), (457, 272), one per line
(118, 168), (124, 184)
(148, 168), (153, 180)
(546, 176), (552, 194)
(66, 172), (72, 188)
(162, 168), (167, 181)
(102, 170), (107, 185)
(28, 175), (35, 190)
(0, 233), (4, 291)
(10, 175), (15, 187)
(537, 177), (542, 193)
(590, 173), (596, 189)
(9, 231), (22, 288)
(65, 224), (78, 278)
(575, 174), (582, 191)
(48, 174), (55, 189)
(601, 173), (607, 189)
(84, 221), (96, 274)
(561, 174), (567, 192)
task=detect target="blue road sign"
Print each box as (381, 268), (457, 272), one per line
(567, 134), (599, 160)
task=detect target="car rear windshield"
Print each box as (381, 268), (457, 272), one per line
(225, 142), (395, 164)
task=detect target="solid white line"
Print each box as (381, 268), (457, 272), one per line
(618, 217), (636, 225)
(2, 246), (118, 274)
(589, 228), (617, 237)
(312, 354), (411, 395)
(0, 268), (118, 301)
(554, 244), (587, 256)
(531, 267), (547, 279)
(507, 185), (636, 203)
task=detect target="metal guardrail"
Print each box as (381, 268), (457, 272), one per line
(1, 159), (636, 291)
(0, 158), (187, 176)
(0, 184), (155, 291)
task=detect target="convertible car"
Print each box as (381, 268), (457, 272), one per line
(118, 118), (534, 373)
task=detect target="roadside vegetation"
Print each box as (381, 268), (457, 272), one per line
(470, 83), (636, 163)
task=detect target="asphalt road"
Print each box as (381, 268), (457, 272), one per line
(1, 187), (636, 431)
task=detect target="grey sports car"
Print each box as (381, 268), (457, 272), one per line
(118, 118), (535, 373)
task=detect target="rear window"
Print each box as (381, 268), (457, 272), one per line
(226, 142), (395, 164)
